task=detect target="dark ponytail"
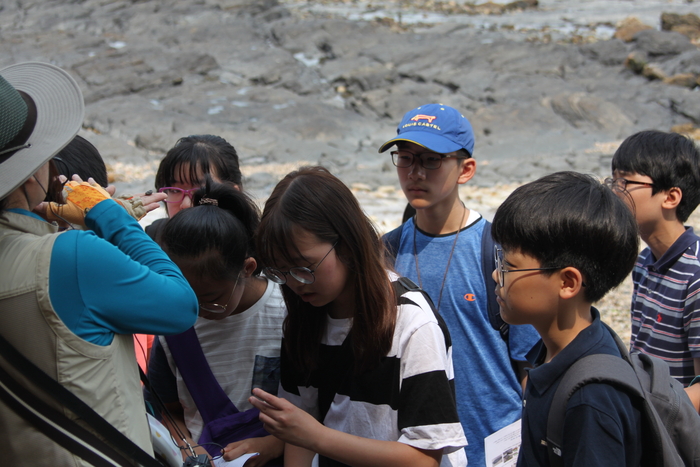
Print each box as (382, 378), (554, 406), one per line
(159, 178), (260, 280)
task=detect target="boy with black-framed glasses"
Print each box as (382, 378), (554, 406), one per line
(611, 130), (700, 387)
(491, 171), (642, 466)
(379, 103), (539, 467)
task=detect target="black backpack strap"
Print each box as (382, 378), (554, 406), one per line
(382, 224), (404, 261)
(0, 333), (162, 467)
(601, 321), (634, 362)
(392, 276), (436, 310)
(546, 353), (643, 467)
(392, 277), (452, 351)
(481, 221), (509, 343)
(0, 364), (135, 467)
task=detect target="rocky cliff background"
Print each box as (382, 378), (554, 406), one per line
(3, 0), (699, 202)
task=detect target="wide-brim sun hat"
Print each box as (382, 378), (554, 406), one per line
(0, 62), (84, 200)
(378, 103), (475, 156)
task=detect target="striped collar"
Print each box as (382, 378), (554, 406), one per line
(645, 226), (699, 273)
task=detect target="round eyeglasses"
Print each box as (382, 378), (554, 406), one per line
(199, 275), (240, 314)
(264, 242), (337, 285)
(158, 187), (199, 204)
(391, 150), (467, 170)
(494, 246), (564, 288)
(603, 177), (655, 192)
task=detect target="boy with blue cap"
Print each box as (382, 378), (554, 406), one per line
(380, 103), (539, 467)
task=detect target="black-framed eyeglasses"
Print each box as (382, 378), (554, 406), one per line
(494, 246), (564, 288)
(158, 187), (199, 204)
(603, 177), (655, 192)
(264, 242), (337, 285)
(199, 275), (240, 314)
(390, 150), (466, 170)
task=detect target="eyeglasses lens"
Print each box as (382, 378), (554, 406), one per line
(604, 178), (622, 191)
(494, 247), (505, 287)
(264, 242), (335, 285)
(391, 151), (443, 170)
(200, 303), (226, 313)
(262, 267), (315, 285)
(391, 151), (412, 168)
(263, 268), (286, 284)
(289, 268), (314, 284)
(159, 187), (185, 203)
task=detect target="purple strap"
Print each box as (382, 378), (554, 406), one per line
(165, 327), (239, 425)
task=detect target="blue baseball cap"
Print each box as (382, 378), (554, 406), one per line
(378, 103), (475, 156)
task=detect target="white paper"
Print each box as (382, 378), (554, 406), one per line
(484, 419), (521, 467)
(213, 452), (259, 467)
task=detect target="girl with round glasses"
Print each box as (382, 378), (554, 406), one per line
(251, 166), (466, 467)
(147, 180), (286, 466)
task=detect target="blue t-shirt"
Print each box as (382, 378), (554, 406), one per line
(10, 200), (198, 345)
(393, 216), (539, 467)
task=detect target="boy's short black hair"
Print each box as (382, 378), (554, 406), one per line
(612, 130), (700, 222)
(492, 171), (639, 303)
(53, 135), (109, 188)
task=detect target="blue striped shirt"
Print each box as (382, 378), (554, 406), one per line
(630, 227), (700, 386)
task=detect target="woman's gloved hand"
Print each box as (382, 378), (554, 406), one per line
(45, 176), (111, 226)
(44, 175), (165, 227)
(62, 179), (111, 212)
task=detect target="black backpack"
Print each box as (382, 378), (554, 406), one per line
(382, 219), (509, 343)
(547, 323), (700, 467)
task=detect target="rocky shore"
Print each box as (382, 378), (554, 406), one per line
(4, 0), (700, 339)
(3, 0), (699, 193)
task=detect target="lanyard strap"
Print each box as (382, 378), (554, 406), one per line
(166, 327), (239, 425)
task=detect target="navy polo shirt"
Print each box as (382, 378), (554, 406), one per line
(517, 308), (643, 467)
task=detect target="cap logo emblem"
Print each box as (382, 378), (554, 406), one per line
(410, 114), (437, 123)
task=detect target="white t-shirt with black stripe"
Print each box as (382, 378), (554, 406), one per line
(278, 273), (468, 466)
(160, 279), (286, 442)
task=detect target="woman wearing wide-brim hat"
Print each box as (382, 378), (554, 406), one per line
(0, 62), (199, 466)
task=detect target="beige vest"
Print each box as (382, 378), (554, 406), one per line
(0, 211), (153, 466)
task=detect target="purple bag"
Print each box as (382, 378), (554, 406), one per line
(166, 328), (281, 465)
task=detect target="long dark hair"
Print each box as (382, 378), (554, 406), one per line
(256, 166), (395, 376)
(159, 179), (260, 280)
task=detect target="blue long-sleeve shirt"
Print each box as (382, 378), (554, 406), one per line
(10, 200), (198, 345)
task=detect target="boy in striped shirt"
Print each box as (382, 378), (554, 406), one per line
(610, 130), (700, 386)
